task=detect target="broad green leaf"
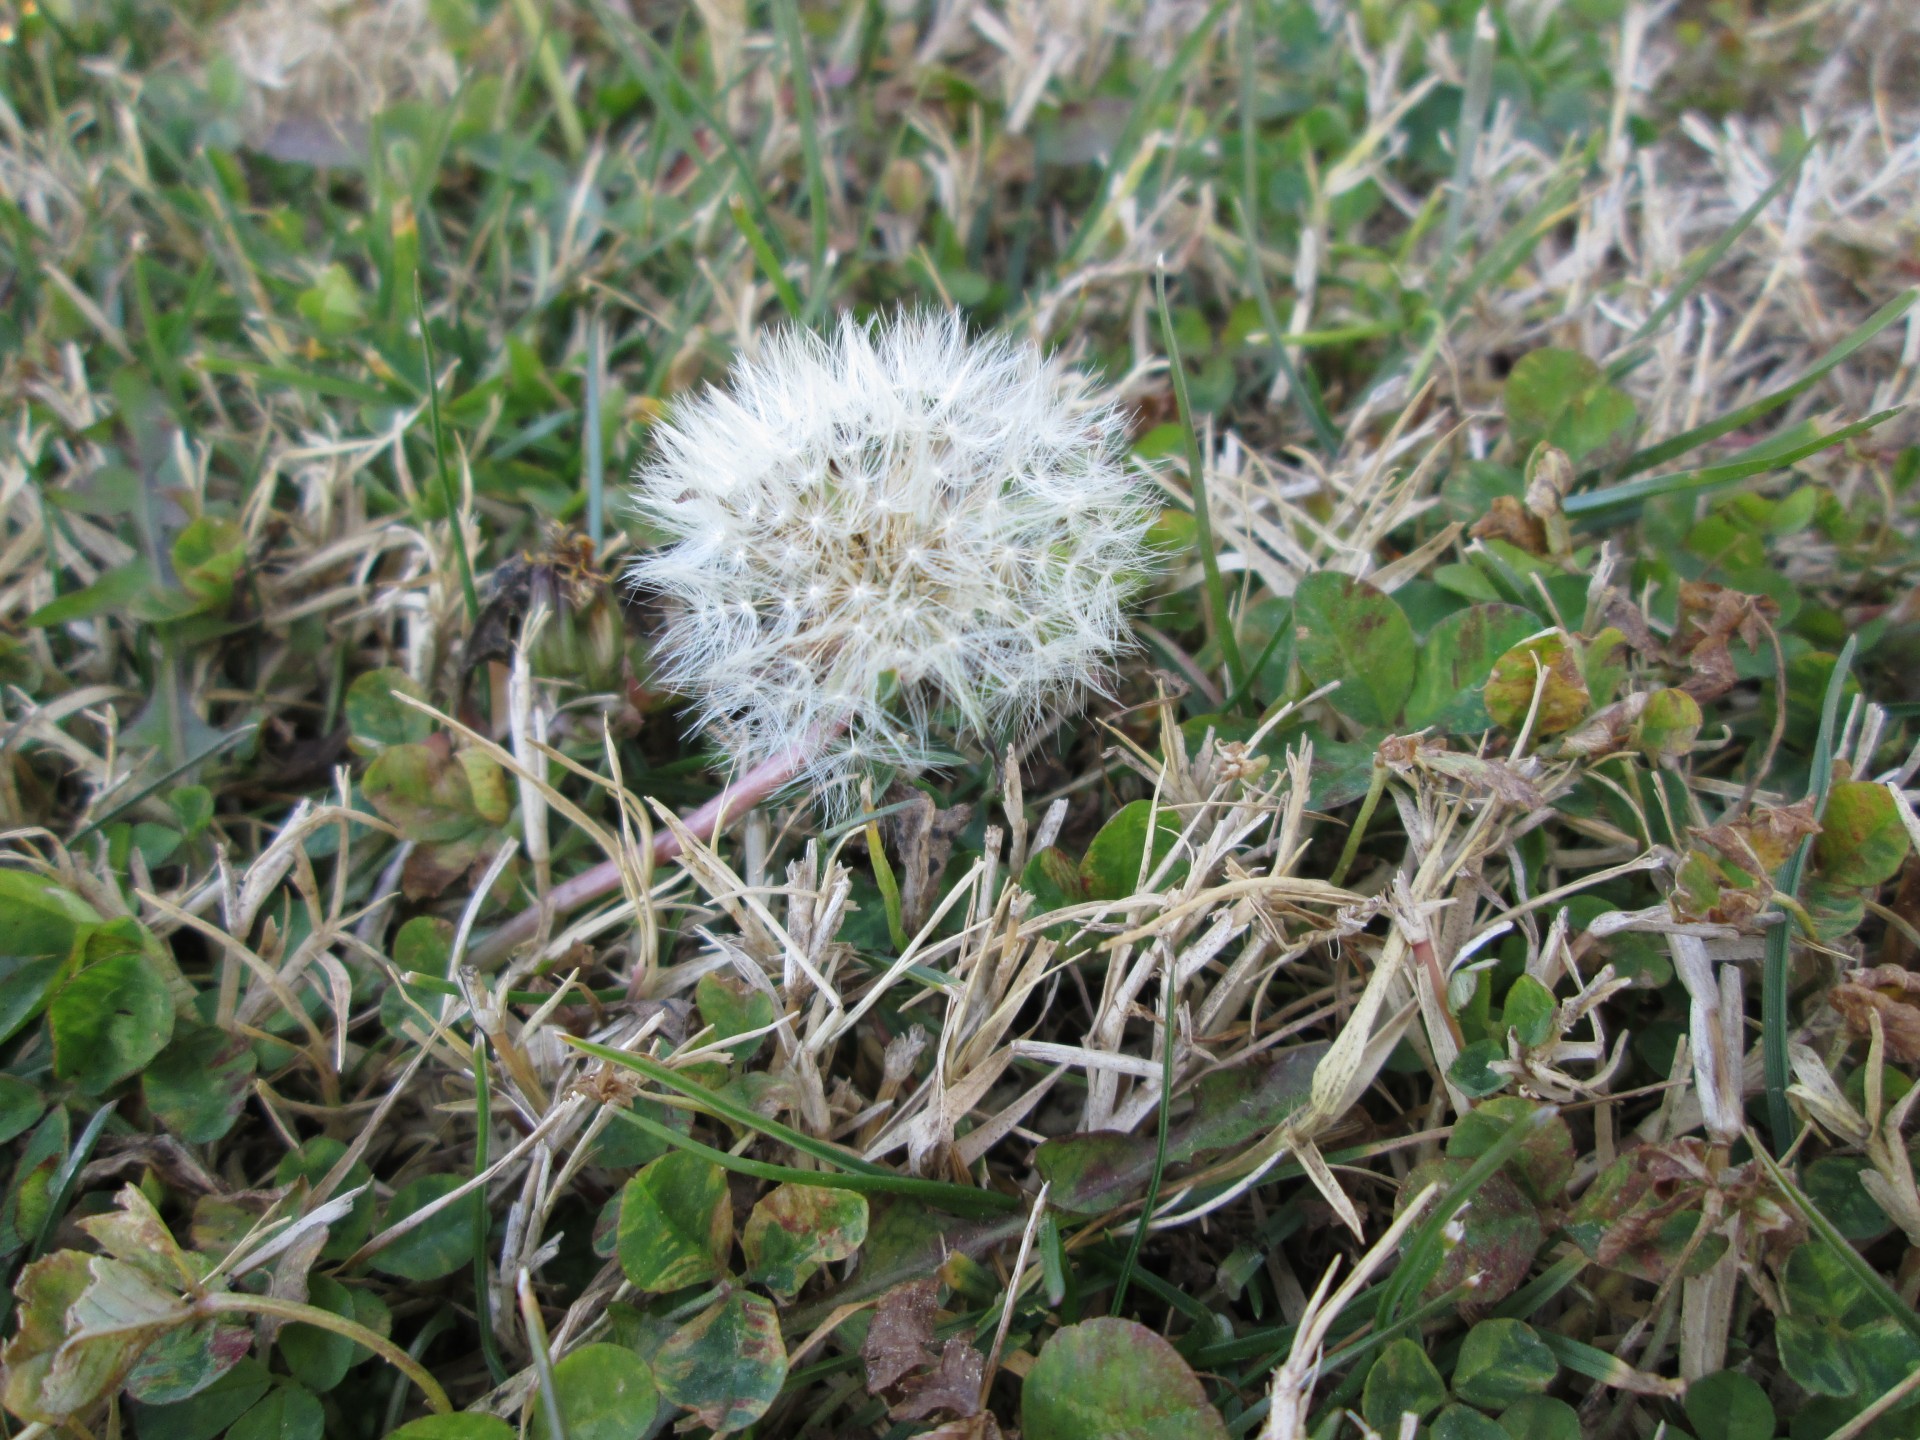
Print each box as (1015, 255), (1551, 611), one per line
(345, 668), (433, 755)
(1449, 1038), (1507, 1099)
(1497, 1396), (1581, 1440)
(0, 868), (102, 958)
(1451, 1319), (1557, 1410)
(653, 1289), (786, 1434)
(296, 263), (367, 338)
(273, 1140), (374, 1261)
(372, 1175), (478, 1281)
(361, 741), (492, 845)
(1361, 1338), (1446, 1433)
(0, 957), (62, 1050)
(1801, 1155), (1892, 1242)
(1501, 976), (1557, 1049)
(226, 1382), (325, 1440)
(1504, 348), (1635, 462)
(741, 1184), (868, 1299)
(590, 1094), (693, 1170)
(1405, 604), (1542, 731)
(278, 1274), (357, 1393)
(1021, 846), (1084, 916)
(171, 518), (247, 614)
(0, 1075), (46, 1144)
(388, 1417), (517, 1440)
(1684, 1369), (1776, 1440)
(0, 1250), (122, 1422)
(123, 1318), (251, 1406)
(1814, 781), (1910, 887)
(1080, 799), (1189, 901)
(1448, 1098), (1574, 1204)
(143, 1025), (256, 1143)
(695, 972), (776, 1064)
(1434, 1404), (1510, 1440)
(1398, 1159), (1542, 1308)
(1292, 572), (1416, 727)
(1777, 1242), (1920, 1400)
(131, 1357), (272, 1440)
(1021, 1317), (1229, 1440)
(25, 560), (155, 627)
(1630, 688), (1703, 762)
(1034, 1045), (1324, 1213)
(616, 1152), (732, 1292)
(1484, 630), (1589, 735)
(50, 951), (176, 1095)
(529, 1342), (659, 1440)
(0, 1109), (70, 1259)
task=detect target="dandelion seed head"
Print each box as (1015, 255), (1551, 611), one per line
(628, 310), (1160, 813)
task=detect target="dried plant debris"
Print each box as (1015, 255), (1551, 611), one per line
(2, 1), (1920, 1438)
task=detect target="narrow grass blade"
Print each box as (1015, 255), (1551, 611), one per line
(1157, 267), (1247, 699)
(1606, 133), (1816, 382)
(1763, 633), (1856, 1151)
(415, 275), (480, 625)
(1374, 1105), (1558, 1328)
(605, 1099), (1019, 1217)
(506, 0), (586, 159)
(1433, 8), (1497, 298)
(1109, 941), (1178, 1314)
(1605, 288), (1917, 480)
(584, 312), (605, 553)
(569, 1035), (1017, 1215)
(1563, 408), (1900, 519)
(774, 0), (830, 314)
(735, 195), (806, 321)
(1056, 0), (1230, 274)
(472, 1041), (507, 1386)
(1235, 0), (1339, 454)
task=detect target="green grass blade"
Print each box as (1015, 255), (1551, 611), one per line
(569, 1035), (1017, 1215)
(1374, 1105), (1558, 1328)
(735, 195), (806, 321)
(1109, 936), (1178, 1314)
(584, 313), (605, 552)
(1606, 133), (1815, 382)
(1604, 287), (1917, 480)
(1235, 0), (1340, 454)
(506, 0), (586, 159)
(1157, 267), (1247, 699)
(1056, 0), (1230, 275)
(471, 1041), (507, 1386)
(1763, 632), (1855, 1152)
(415, 275), (480, 626)
(605, 1098), (1019, 1217)
(774, 0), (830, 315)
(1563, 408), (1901, 519)
(1433, 8), (1497, 298)
(1749, 1140), (1920, 1343)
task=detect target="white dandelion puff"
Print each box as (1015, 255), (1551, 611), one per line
(628, 309), (1161, 814)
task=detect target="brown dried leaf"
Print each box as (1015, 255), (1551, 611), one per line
(1830, 966), (1920, 1063)
(1672, 582), (1779, 701)
(892, 1337), (985, 1421)
(883, 786), (975, 934)
(863, 1277), (938, 1395)
(1470, 495), (1548, 555)
(1699, 799), (1822, 875)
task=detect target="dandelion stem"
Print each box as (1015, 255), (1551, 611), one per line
(466, 743), (814, 969)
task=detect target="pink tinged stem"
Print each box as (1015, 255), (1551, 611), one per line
(464, 743), (815, 970)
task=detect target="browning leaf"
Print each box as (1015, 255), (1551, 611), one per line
(863, 1277), (939, 1395)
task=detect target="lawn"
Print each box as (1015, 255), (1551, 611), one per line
(2, 1), (1919, 1437)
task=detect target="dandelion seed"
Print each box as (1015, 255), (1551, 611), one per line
(629, 310), (1160, 813)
